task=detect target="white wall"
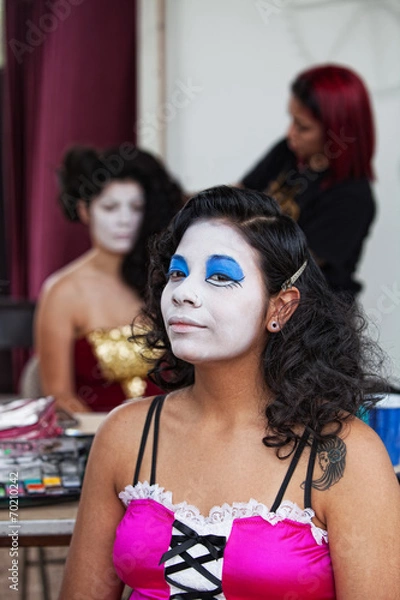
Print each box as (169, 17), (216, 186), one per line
(140, 0), (400, 380)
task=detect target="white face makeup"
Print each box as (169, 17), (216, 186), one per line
(161, 220), (268, 365)
(89, 180), (145, 254)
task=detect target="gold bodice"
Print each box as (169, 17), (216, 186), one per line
(86, 325), (158, 398)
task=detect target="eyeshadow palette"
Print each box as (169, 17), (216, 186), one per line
(0, 435), (93, 507)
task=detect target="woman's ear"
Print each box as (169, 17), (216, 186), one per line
(76, 200), (90, 225)
(266, 287), (300, 332)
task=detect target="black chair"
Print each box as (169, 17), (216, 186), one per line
(0, 297), (56, 599)
(0, 297), (35, 349)
(0, 297), (36, 396)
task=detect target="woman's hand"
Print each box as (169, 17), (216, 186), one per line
(54, 393), (93, 414)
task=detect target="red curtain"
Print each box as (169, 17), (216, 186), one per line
(4, 0), (137, 299)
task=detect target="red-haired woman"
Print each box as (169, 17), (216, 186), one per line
(239, 64), (376, 300)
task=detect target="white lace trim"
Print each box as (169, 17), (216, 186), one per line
(119, 481), (328, 545)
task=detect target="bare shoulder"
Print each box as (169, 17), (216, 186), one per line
(339, 416), (396, 475)
(314, 416), (399, 505)
(39, 260), (88, 302)
(91, 396), (162, 465)
(318, 420), (400, 599)
(36, 261), (94, 329)
(310, 415), (400, 540)
(99, 396), (159, 439)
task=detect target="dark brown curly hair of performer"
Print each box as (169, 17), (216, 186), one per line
(133, 185), (387, 451)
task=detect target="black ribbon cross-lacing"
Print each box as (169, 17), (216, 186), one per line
(159, 518), (227, 599)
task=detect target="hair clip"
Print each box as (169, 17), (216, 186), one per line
(281, 260), (308, 291)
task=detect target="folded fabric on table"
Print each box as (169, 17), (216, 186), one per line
(0, 397), (62, 439)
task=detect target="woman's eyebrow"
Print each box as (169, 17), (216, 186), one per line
(171, 254), (186, 262)
(206, 255), (244, 278)
(169, 254), (189, 273)
(99, 196), (144, 203)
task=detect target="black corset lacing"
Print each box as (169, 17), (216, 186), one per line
(159, 518), (227, 599)
(133, 396), (317, 600)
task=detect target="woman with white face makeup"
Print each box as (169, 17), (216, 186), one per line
(35, 145), (182, 413)
(60, 186), (400, 599)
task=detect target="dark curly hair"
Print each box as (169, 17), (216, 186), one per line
(57, 144), (183, 297)
(135, 185), (386, 451)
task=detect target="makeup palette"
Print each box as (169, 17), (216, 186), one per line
(0, 436), (93, 507)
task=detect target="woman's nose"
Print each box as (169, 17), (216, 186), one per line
(287, 121), (296, 142)
(117, 207), (133, 224)
(171, 281), (201, 307)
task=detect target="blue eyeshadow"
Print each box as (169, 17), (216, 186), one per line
(206, 255), (244, 280)
(168, 254), (189, 276)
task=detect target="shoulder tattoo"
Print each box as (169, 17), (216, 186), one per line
(311, 436), (347, 491)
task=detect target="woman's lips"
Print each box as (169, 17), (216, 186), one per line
(168, 317), (206, 333)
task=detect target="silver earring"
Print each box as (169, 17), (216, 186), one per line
(271, 321), (279, 330)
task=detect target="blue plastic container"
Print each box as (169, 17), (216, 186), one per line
(369, 394), (400, 467)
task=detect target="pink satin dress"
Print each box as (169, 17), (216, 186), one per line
(113, 395), (336, 599)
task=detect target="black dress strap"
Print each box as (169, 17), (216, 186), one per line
(304, 434), (319, 509)
(133, 395), (166, 486)
(270, 429), (310, 513)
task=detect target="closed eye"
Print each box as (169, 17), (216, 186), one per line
(131, 203), (145, 212)
(294, 120), (311, 132)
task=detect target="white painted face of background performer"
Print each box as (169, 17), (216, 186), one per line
(161, 219), (269, 365)
(87, 180), (145, 254)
